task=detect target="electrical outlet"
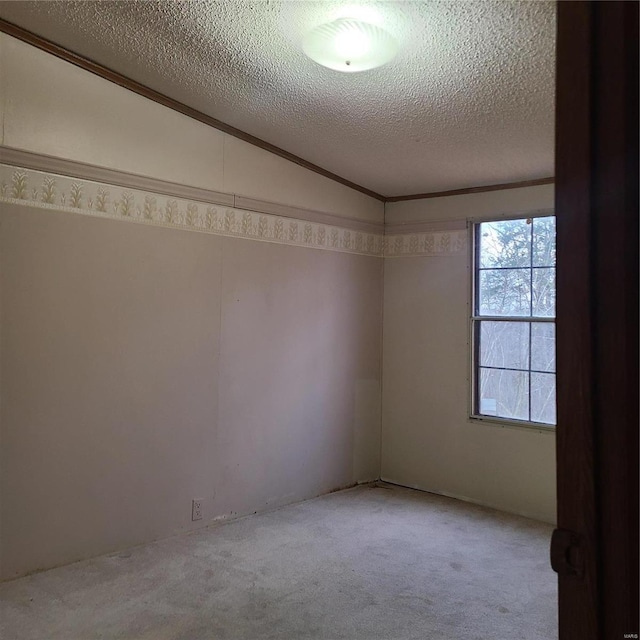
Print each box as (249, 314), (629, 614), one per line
(192, 499), (203, 521)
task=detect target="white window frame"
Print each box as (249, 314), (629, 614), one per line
(469, 211), (557, 431)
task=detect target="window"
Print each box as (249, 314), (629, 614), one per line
(471, 215), (556, 427)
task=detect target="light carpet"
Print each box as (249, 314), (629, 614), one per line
(0, 483), (557, 640)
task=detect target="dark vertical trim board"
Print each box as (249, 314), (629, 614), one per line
(592, 2), (639, 637)
(555, 2), (601, 638)
(554, 1), (639, 639)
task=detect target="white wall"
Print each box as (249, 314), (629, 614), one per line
(382, 186), (557, 524)
(0, 33), (383, 580)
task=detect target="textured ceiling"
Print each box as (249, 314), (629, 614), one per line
(0, 1), (556, 198)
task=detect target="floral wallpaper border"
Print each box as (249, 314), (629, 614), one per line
(0, 164), (466, 258)
(383, 229), (467, 257)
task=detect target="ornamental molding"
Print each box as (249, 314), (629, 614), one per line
(0, 159), (466, 258)
(0, 145), (234, 207)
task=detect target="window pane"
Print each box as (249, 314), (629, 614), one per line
(473, 217), (556, 428)
(479, 321), (529, 370)
(532, 217), (556, 267)
(479, 219), (531, 268)
(532, 268), (555, 316)
(531, 372), (556, 424)
(531, 323), (555, 372)
(478, 268), (531, 316)
(479, 368), (529, 421)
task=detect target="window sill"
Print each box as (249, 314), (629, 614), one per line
(469, 414), (556, 433)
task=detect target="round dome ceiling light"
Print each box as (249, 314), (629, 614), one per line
(302, 18), (398, 73)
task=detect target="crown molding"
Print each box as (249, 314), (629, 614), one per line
(385, 178), (555, 202)
(0, 18), (385, 203)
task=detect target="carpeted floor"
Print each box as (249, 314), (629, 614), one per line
(0, 484), (557, 640)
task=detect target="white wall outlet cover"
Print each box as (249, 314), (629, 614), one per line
(192, 499), (203, 521)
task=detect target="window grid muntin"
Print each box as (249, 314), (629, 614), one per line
(477, 265), (557, 271)
(472, 217), (556, 426)
(478, 364), (555, 376)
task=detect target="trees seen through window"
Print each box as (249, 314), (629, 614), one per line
(473, 216), (556, 426)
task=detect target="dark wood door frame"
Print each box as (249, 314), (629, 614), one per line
(554, 2), (639, 638)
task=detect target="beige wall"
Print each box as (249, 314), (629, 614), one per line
(0, 204), (382, 580)
(0, 33), (383, 224)
(0, 33), (383, 580)
(382, 186), (557, 524)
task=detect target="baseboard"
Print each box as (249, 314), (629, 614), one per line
(379, 477), (557, 525)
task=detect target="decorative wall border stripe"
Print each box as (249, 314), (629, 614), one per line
(0, 163), (467, 258)
(0, 164), (384, 257)
(383, 229), (467, 257)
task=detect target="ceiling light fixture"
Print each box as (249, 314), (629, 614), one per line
(302, 18), (398, 73)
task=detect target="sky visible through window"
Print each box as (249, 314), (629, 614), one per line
(474, 216), (556, 425)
